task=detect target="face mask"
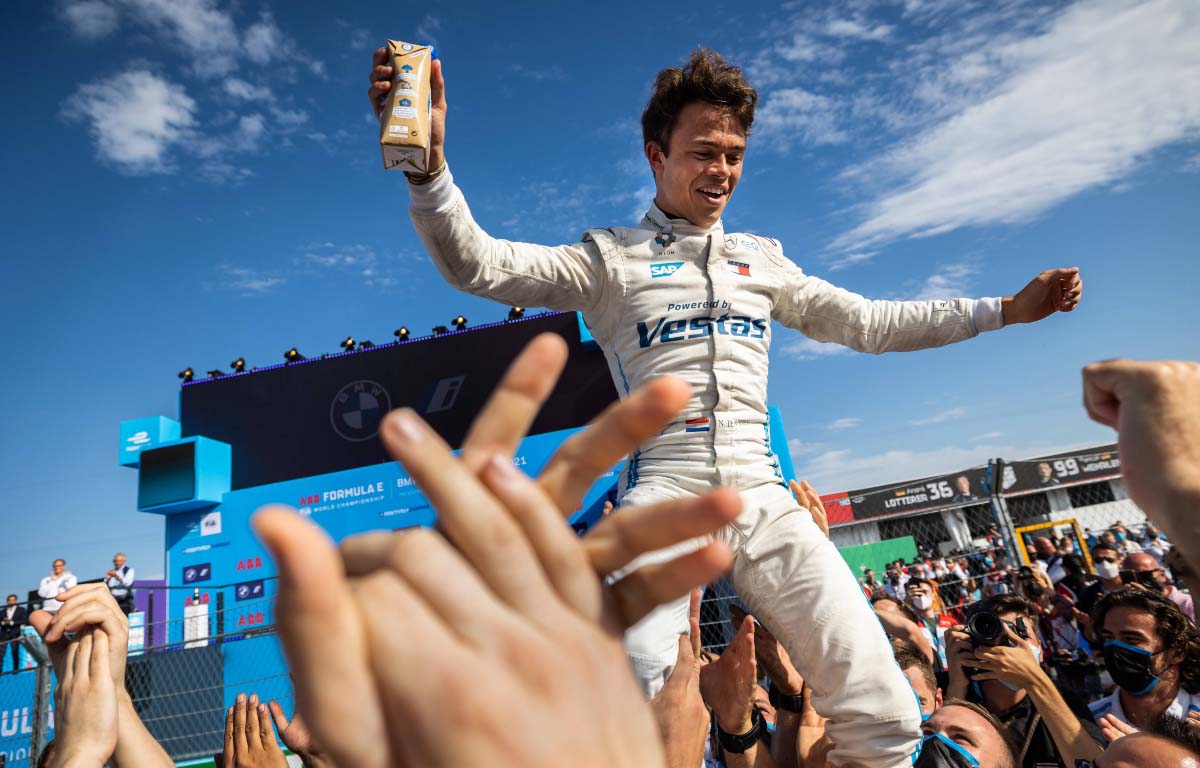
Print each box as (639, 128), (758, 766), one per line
(1103, 640), (1162, 696)
(914, 733), (980, 768)
(1095, 560), (1120, 580)
(1116, 532), (1127, 541)
(911, 594), (933, 611)
(984, 558), (994, 568)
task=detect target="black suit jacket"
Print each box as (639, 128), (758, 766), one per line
(0, 606), (28, 640)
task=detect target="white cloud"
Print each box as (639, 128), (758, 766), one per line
(832, 0), (1200, 252)
(828, 417), (863, 431)
(825, 251), (876, 271)
(908, 406), (968, 426)
(826, 18), (894, 41)
(211, 265), (284, 294)
(511, 63), (568, 81)
(222, 77), (268, 101)
(59, 0), (120, 39)
(69, 69), (196, 174)
(908, 262), (977, 300)
(416, 15), (442, 46)
(793, 438), (1093, 494)
(781, 337), (858, 361)
(756, 88), (848, 150)
(971, 431), (1005, 441)
(122, 0), (242, 77)
(243, 12), (284, 65)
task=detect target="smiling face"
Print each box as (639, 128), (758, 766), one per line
(646, 102), (745, 228)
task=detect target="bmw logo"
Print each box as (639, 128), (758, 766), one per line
(184, 568), (196, 582)
(237, 585), (250, 599)
(330, 380), (392, 442)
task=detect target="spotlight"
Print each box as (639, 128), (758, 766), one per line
(432, 325), (449, 335)
(452, 315), (468, 331)
(284, 347), (305, 363)
(394, 327), (410, 341)
(358, 340), (374, 349)
(508, 307), (525, 321)
(340, 336), (356, 351)
(206, 369), (224, 379)
(230, 357), (246, 373)
(178, 367), (194, 382)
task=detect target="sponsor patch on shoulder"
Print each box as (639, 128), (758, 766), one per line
(726, 260), (751, 277)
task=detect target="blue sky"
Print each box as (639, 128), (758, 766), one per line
(1, 0), (1198, 591)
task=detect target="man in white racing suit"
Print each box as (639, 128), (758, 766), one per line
(371, 47), (1083, 768)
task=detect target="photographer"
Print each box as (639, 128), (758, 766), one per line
(946, 595), (1102, 767)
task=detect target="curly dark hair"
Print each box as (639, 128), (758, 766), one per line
(892, 637), (937, 695)
(1093, 589), (1200, 694)
(965, 594), (1037, 624)
(1150, 711), (1200, 755)
(641, 48), (758, 155)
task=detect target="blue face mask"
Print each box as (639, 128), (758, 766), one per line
(984, 557), (994, 567)
(1116, 532), (1127, 541)
(914, 733), (980, 768)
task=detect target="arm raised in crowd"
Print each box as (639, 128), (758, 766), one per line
(649, 590), (710, 768)
(51, 629), (117, 768)
(729, 605), (805, 768)
(256, 333), (741, 768)
(1082, 359), (1200, 568)
(29, 584), (174, 768)
(699, 616), (775, 768)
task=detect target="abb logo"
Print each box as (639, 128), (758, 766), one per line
(298, 494), (319, 505)
(236, 557), (262, 572)
(237, 612), (265, 627)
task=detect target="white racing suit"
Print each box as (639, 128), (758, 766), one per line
(408, 168), (1005, 768)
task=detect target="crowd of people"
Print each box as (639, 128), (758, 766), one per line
(18, 346), (1199, 768)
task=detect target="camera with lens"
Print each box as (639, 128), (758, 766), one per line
(962, 610), (1029, 679)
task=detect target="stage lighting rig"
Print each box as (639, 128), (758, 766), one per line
(452, 315), (468, 331)
(207, 369), (224, 379)
(508, 307), (525, 321)
(394, 327), (410, 342)
(284, 347), (305, 363)
(178, 367), (194, 383)
(230, 357), (246, 373)
(432, 325), (449, 335)
(340, 336), (356, 351)
(358, 340), (374, 349)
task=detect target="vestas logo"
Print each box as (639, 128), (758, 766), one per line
(650, 262), (683, 279)
(637, 314), (768, 348)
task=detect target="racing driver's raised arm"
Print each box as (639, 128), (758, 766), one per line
(771, 257), (1005, 354)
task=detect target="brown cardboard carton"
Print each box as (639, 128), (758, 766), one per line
(379, 40), (436, 171)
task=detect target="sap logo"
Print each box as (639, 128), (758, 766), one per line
(650, 262), (684, 279)
(298, 494), (320, 505)
(237, 612), (265, 627)
(236, 557), (263, 572)
(636, 314), (768, 348)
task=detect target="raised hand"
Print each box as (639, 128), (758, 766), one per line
(267, 700), (333, 768)
(1001, 267), (1082, 324)
(218, 693), (288, 768)
(729, 604), (803, 696)
(649, 590), (710, 768)
(53, 629), (118, 768)
(788, 479), (828, 539)
(369, 46), (447, 173)
(700, 615), (758, 734)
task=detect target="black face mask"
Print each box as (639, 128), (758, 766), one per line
(1103, 640), (1162, 696)
(914, 734), (979, 768)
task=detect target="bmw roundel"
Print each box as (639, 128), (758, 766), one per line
(330, 380), (392, 442)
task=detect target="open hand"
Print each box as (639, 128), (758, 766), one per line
(789, 479), (829, 538)
(1098, 712), (1139, 743)
(217, 693), (288, 768)
(700, 615), (757, 734)
(729, 604), (803, 695)
(1001, 267), (1082, 324)
(54, 629), (118, 768)
(649, 590), (710, 768)
(29, 583), (128, 691)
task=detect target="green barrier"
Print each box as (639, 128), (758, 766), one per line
(838, 536), (918, 582)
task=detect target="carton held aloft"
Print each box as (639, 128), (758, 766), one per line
(380, 39), (437, 172)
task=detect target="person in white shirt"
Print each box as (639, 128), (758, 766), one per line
(105, 552), (136, 615)
(37, 558), (77, 614)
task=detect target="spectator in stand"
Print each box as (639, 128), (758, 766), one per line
(872, 595), (938, 673)
(38, 558), (77, 614)
(1088, 589), (1200, 733)
(105, 552), (136, 615)
(907, 578), (955, 675)
(1045, 594), (1104, 708)
(1111, 524), (1144, 556)
(1, 594), (28, 672)
(892, 639), (941, 717)
(1015, 566), (1054, 618)
(1138, 523), (1170, 564)
(1032, 536), (1065, 585)
(1123, 552), (1194, 623)
(945, 594), (1103, 767)
(884, 565), (906, 599)
(1057, 553), (1094, 603)
(918, 700), (1018, 768)
(861, 568), (882, 598)
(1077, 542), (1125, 616)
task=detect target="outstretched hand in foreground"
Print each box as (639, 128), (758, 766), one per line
(256, 333), (740, 768)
